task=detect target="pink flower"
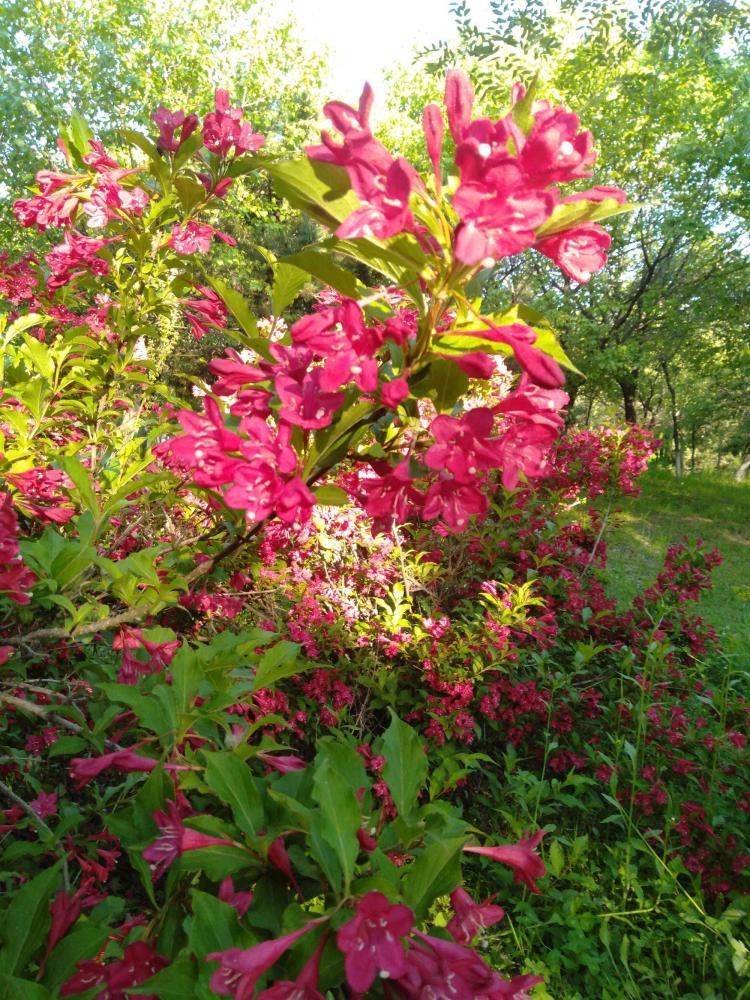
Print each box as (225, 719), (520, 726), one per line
(447, 886), (505, 945)
(453, 173), (556, 266)
(168, 221), (236, 255)
(536, 222), (611, 282)
(70, 749), (158, 790)
(445, 69), (475, 143)
(61, 940), (168, 999)
(454, 322), (564, 388)
(422, 477), (488, 533)
(181, 284), (229, 339)
(152, 105), (199, 153)
(142, 800), (236, 881)
(256, 934), (327, 1000)
(82, 140), (120, 172)
(275, 477), (315, 525)
(45, 878), (103, 960)
(362, 460), (422, 532)
(209, 921), (323, 1000)
(381, 376), (410, 407)
(336, 891), (414, 993)
(256, 751), (307, 773)
(305, 83), (391, 173)
(29, 791), (58, 818)
(397, 933), (541, 999)
(336, 157), (416, 241)
(463, 831), (547, 894)
(275, 370), (344, 429)
(519, 106), (596, 186)
(425, 407), (503, 483)
(423, 103), (444, 192)
(202, 89), (265, 157)
(155, 396), (241, 487)
(218, 877), (254, 917)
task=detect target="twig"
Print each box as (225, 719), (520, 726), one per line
(0, 778), (70, 891)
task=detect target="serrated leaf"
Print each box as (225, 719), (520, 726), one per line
(381, 710), (428, 821)
(202, 751), (264, 836)
(282, 249), (366, 300)
(251, 640), (304, 692)
(271, 262), (308, 316)
(404, 838), (464, 920)
(312, 746), (362, 894)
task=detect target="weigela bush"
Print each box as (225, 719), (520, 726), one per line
(0, 69), (660, 998)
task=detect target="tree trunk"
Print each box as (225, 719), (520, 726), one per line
(660, 360), (683, 477)
(736, 436), (750, 480)
(617, 372), (639, 425)
(690, 425), (697, 472)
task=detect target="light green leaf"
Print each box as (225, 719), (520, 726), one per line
(271, 262), (309, 316)
(251, 640), (304, 692)
(313, 484), (349, 506)
(381, 710), (428, 822)
(404, 838), (465, 920)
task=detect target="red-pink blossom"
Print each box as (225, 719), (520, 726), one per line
(168, 221), (236, 255)
(142, 800), (236, 880)
(444, 69), (475, 144)
(61, 940), (168, 999)
(336, 891), (414, 992)
(425, 407), (504, 483)
(218, 877), (254, 917)
(519, 107), (596, 186)
(447, 886), (505, 945)
(70, 749), (158, 789)
(463, 831), (547, 893)
(208, 921), (323, 1000)
(536, 222), (612, 282)
(202, 89), (265, 157)
(152, 105), (199, 153)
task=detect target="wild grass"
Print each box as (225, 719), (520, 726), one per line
(603, 466), (750, 650)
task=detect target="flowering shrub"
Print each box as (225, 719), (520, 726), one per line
(0, 69), (642, 997)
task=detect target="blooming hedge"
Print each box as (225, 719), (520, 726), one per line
(4, 66), (727, 1000)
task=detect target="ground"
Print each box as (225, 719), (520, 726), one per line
(604, 465), (750, 651)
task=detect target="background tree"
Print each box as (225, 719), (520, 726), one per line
(422, 0), (750, 470)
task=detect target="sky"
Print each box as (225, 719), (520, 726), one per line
(275, 0), (494, 99)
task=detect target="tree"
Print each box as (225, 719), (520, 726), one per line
(422, 0), (750, 468)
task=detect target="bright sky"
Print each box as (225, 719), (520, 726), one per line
(276, 0), (493, 99)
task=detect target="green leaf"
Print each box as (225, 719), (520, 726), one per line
(98, 683), (171, 735)
(535, 197), (638, 239)
(416, 358), (469, 412)
(43, 924), (110, 990)
(282, 249), (366, 300)
(381, 710), (428, 821)
(175, 176), (206, 213)
(251, 640), (304, 692)
(548, 839), (565, 877)
(129, 955), (197, 997)
(271, 262), (308, 316)
(207, 277), (258, 337)
(313, 485), (350, 507)
(266, 158), (358, 230)
(60, 455), (100, 517)
(69, 111), (94, 157)
(403, 838), (465, 920)
(188, 889), (248, 957)
(202, 751), (264, 836)
(0, 975), (50, 1000)
(0, 862), (61, 976)
(312, 745), (362, 894)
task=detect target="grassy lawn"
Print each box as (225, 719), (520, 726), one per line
(603, 466), (750, 650)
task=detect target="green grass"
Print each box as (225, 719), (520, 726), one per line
(603, 466), (750, 649)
